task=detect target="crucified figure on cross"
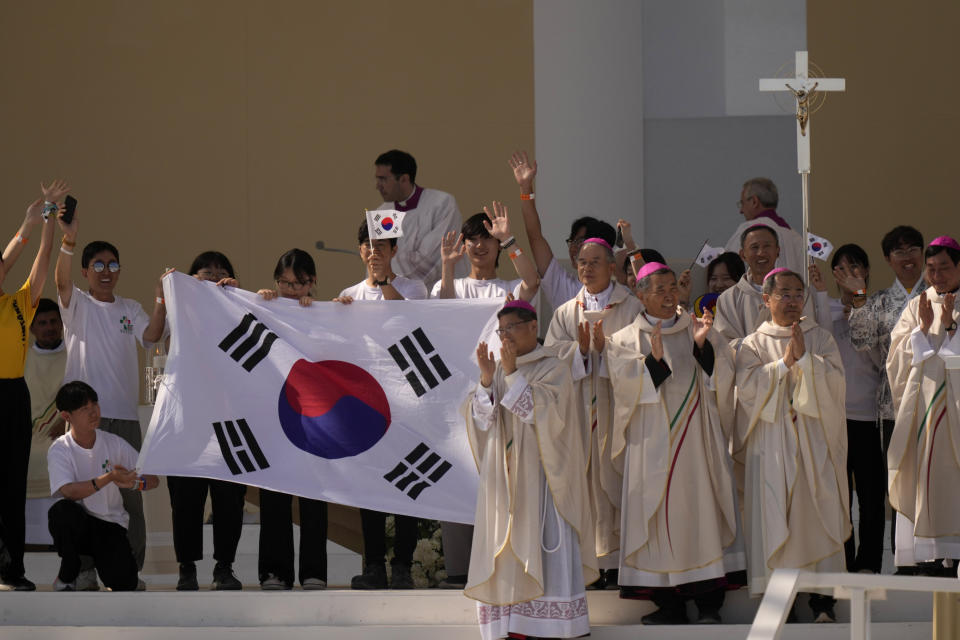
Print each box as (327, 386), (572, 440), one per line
(784, 81), (818, 137)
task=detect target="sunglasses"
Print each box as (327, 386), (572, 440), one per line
(91, 261), (121, 273)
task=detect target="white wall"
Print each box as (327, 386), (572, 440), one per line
(534, 0), (806, 269)
(533, 0), (645, 258)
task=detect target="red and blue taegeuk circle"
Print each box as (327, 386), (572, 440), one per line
(380, 217), (394, 231)
(277, 359), (391, 459)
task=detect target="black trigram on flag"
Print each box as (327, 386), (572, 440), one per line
(212, 419), (270, 475)
(218, 313), (278, 372)
(383, 443), (452, 500)
(387, 327), (451, 397)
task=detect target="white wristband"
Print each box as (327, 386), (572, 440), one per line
(59, 246), (74, 256)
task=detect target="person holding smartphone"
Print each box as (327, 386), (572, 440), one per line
(0, 181), (66, 591)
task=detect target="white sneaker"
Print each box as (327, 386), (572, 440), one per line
(53, 577), (76, 592)
(136, 577), (146, 591)
(814, 611), (836, 623)
(302, 578), (327, 590)
(260, 574), (287, 590)
(76, 569), (100, 591)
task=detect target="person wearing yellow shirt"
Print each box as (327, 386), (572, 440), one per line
(0, 180), (68, 591)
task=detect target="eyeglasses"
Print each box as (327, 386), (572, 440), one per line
(276, 278), (311, 290)
(196, 269), (231, 281)
(566, 237), (585, 248)
(770, 292), (804, 302)
(495, 320), (532, 337)
(890, 247), (922, 259)
(91, 261), (120, 273)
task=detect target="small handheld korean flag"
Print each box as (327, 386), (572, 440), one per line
(694, 242), (723, 268)
(807, 232), (834, 261)
(367, 210), (405, 241)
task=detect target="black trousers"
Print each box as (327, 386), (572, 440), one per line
(882, 419), (896, 554)
(167, 476), (247, 564)
(48, 499), (138, 591)
(650, 578), (726, 614)
(0, 378), (31, 580)
(844, 419), (886, 573)
(258, 490), (327, 585)
(360, 509), (418, 568)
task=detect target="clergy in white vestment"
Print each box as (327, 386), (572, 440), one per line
(735, 268), (850, 623)
(724, 177), (805, 275)
(887, 237), (960, 570)
(464, 300), (597, 640)
(605, 263), (742, 625)
(543, 238), (644, 585)
(374, 149), (464, 289)
(715, 225), (825, 349)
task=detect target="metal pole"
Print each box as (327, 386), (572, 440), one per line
(801, 171), (810, 287)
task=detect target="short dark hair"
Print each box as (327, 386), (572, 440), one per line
(188, 251), (235, 278)
(273, 248), (316, 282)
(81, 241), (119, 269)
(375, 149), (417, 183)
(762, 269), (804, 295)
(621, 248), (667, 275)
(357, 221), (398, 248)
(740, 224), (779, 249)
(881, 226), (924, 257)
(707, 252), (746, 283)
(831, 243), (870, 270)
(497, 307), (537, 322)
(926, 244), (960, 266)
(584, 220), (617, 247)
(34, 297), (60, 319)
(637, 267), (674, 292)
(569, 216), (599, 241)
(462, 213), (499, 267)
(56, 381), (98, 413)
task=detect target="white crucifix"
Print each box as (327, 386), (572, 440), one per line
(760, 51), (845, 175)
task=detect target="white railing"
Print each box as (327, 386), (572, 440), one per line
(748, 570), (959, 640)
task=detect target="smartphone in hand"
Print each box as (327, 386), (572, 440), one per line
(62, 195), (78, 225)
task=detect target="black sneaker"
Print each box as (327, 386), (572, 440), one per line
(390, 563), (414, 589)
(177, 562), (199, 591)
(438, 574), (467, 589)
(0, 575), (36, 592)
(696, 608), (722, 624)
(212, 562), (242, 591)
(641, 607), (689, 625)
(351, 563), (387, 590)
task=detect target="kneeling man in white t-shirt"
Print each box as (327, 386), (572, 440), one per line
(46, 381), (159, 592)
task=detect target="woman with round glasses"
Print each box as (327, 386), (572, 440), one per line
(0, 181), (66, 591)
(168, 251), (247, 591)
(255, 249), (328, 590)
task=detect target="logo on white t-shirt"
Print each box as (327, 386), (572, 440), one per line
(119, 316), (133, 334)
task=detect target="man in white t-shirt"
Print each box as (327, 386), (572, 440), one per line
(335, 222), (428, 303)
(54, 210), (168, 570)
(47, 381), (159, 591)
(335, 222), (425, 590)
(374, 149), (463, 289)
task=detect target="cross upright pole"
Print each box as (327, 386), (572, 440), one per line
(760, 51), (845, 285)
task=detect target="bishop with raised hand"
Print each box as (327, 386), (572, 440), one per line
(605, 262), (742, 625)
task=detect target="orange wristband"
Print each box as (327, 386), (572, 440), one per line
(509, 248), (523, 260)
(14, 232), (27, 245)
(520, 193), (535, 201)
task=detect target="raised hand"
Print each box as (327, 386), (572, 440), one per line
(366, 252), (388, 281)
(808, 261), (827, 292)
(57, 203), (79, 239)
(509, 151), (537, 190)
(477, 341), (497, 386)
(677, 269), (692, 303)
(500, 341), (518, 375)
(592, 319), (606, 353)
(832, 261), (866, 295)
(483, 201), (511, 242)
(941, 292), (956, 329)
(616, 219), (636, 250)
(692, 309), (713, 347)
(919, 291), (934, 334)
(650, 321), (664, 361)
(41, 179), (70, 204)
(578, 320), (591, 356)
(156, 268), (175, 299)
(441, 230), (465, 265)
(23, 198), (44, 228)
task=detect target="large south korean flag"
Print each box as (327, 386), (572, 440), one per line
(138, 272), (501, 524)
